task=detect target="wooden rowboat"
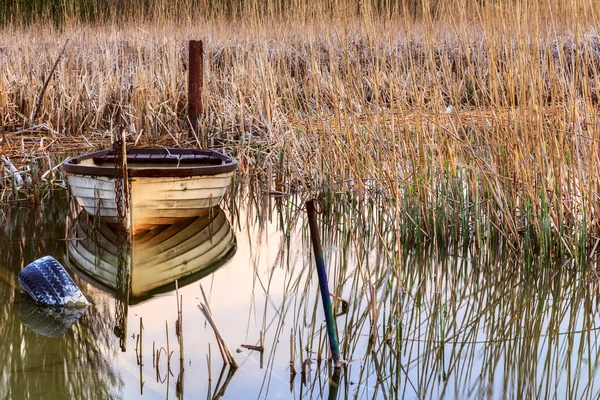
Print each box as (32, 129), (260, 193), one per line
(63, 148), (237, 231)
(66, 207), (236, 303)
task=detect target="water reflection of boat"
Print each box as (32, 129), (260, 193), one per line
(63, 148), (237, 230)
(66, 207), (236, 303)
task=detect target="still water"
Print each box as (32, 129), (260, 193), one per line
(1, 190), (600, 399)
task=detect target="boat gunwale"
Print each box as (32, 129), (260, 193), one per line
(63, 148), (238, 178)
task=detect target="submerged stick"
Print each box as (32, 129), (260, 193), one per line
(306, 198), (341, 369)
(165, 320), (172, 370)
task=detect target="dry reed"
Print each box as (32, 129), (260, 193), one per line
(1, 0), (600, 256)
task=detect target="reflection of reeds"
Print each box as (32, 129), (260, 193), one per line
(0, 197), (121, 398)
(230, 191), (600, 399)
(4, 186), (600, 397)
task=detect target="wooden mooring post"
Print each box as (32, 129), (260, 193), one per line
(188, 40), (203, 140)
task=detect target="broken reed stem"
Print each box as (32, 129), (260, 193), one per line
(199, 284), (227, 364)
(31, 38), (69, 122)
(240, 343), (264, 351)
(240, 329), (264, 352)
(180, 294), (183, 355)
(207, 344), (212, 381)
(175, 280), (184, 367)
(290, 329), (296, 375)
(197, 287), (238, 369)
(197, 303), (238, 368)
(139, 317), (143, 366)
(317, 330), (324, 367)
(165, 320), (171, 369)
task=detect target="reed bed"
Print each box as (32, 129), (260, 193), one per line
(1, 0), (600, 258)
(226, 188), (600, 399)
(2, 180), (600, 397)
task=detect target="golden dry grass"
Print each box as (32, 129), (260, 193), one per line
(1, 0), (600, 256)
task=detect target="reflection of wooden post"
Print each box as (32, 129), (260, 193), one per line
(188, 40), (203, 140)
(327, 367), (341, 400)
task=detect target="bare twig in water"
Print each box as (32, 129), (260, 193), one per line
(241, 343), (264, 352)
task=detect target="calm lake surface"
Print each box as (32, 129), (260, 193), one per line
(1, 189), (600, 399)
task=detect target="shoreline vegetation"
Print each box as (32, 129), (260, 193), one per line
(1, 0), (599, 261)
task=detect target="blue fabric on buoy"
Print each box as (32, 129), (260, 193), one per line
(18, 256), (89, 307)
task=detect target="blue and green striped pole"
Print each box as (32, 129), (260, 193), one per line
(306, 198), (341, 369)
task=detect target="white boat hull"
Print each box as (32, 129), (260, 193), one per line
(62, 147), (238, 232)
(67, 172), (234, 230)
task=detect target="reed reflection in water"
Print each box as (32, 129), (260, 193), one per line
(395, 248), (600, 399)
(0, 195), (120, 399)
(218, 191), (600, 399)
(1, 191), (600, 399)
